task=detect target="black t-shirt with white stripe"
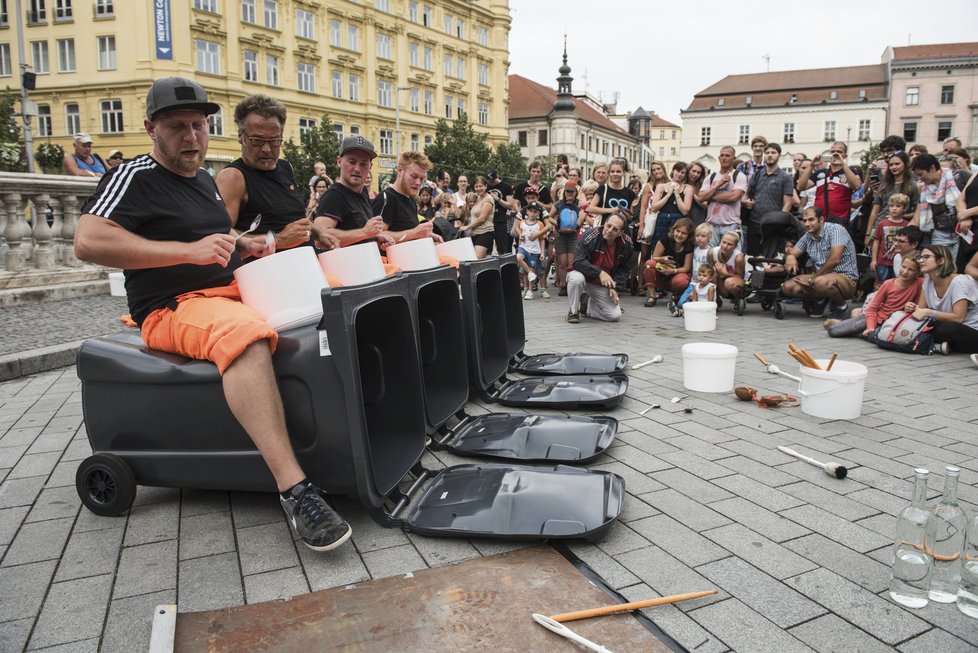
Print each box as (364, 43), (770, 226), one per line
(83, 154), (239, 325)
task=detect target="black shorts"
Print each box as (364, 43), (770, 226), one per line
(472, 232), (495, 250)
(553, 232), (578, 255)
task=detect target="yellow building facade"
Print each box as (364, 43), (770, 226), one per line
(1, 0), (511, 177)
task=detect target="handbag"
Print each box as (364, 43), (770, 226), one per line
(873, 310), (936, 354)
(642, 182), (658, 241)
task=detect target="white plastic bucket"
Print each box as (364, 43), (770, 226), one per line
(385, 238), (440, 271)
(797, 359), (868, 420)
(682, 343), (738, 393)
(683, 301), (716, 332)
(234, 247), (327, 331)
(108, 272), (126, 297)
(317, 241), (386, 286)
(436, 237), (477, 262)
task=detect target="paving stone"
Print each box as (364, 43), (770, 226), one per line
(856, 513), (897, 538)
(629, 513), (730, 567)
(616, 494), (659, 523)
(123, 500), (179, 547)
(650, 467), (735, 503)
(704, 523), (817, 580)
(780, 481), (879, 521)
(179, 489), (230, 517)
(660, 434), (735, 461)
(361, 543), (427, 580)
(909, 598), (978, 645)
(616, 429), (681, 456)
(783, 533), (891, 594)
(42, 459), (76, 488)
(658, 450), (734, 480)
(27, 574), (113, 650)
(594, 521), (650, 556)
(244, 566), (310, 604)
(7, 451), (60, 480)
(591, 460), (667, 495)
(618, 583), (728, 653)
(716, 455), (799, 486)
(25, 429), (75, 456)
(786, 568), (929, 645)
(565, 542), (640, 590)
(54, 526), (124, 582)
(616, 546), (726, 611)
(709, 497), (810, 542)
(229, 491), (283, 528)
(897, 628), (977, 653)
(0, 560), (58, 623)
(179, 510), (235, 561)
(1, 516), (72, 567)
(297, 539), (370, 591)
(236, 520), (299, 576)
(406, 533), (481, 568)
(177, 552), (243, 613)
(689, 597), (816, 653)
(130, 485), (180, 507)
(28, 637), (99, 652)
(606, 442), (673, 473)
(0, 505), (28, 545)
(776, 460), (868, 495)
(640, 488), (731, 531)
(100, 590), (175, 653)
(788, 614), (893, 653)
(698, 557), (826, 628)
(113, 540), (178, 599)
(0, 427), (42, 448)
(0, 445), (26, 469)
(781, 505), (890, 553)
(0, 618), (33, 653)
(846, 487), (912, 517)
(73, 507), (125, 534)
(24, 485), (81, 523)
(713, 473), (806, 512)
(0, 475), (45, 508)
(718, 438), (798, 466)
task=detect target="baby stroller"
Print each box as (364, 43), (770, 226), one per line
(745, 211), (802, 320)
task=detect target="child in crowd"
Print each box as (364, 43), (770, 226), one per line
(690, 264), (717, 303)
(870, 193), (910, 284)
(523, 186), (552, 298)
(676, 224), (714, 313)
(515, 202), (549, 299)
(825, 253), (923, 338)
(580, 180), (600, 228)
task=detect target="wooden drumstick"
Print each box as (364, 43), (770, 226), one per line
(549, 590), (718, 623)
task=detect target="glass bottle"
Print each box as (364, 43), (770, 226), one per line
(959, 508), (978, 618)
(889, 468), (932, 608)
(927, 466), (967, 603)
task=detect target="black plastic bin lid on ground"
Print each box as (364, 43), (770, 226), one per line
(509, 352), (629, 376)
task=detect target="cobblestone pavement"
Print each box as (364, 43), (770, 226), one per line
(1, 292), (977, 652)
(0, 295), (130, 357)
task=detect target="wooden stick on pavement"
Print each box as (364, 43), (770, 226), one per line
(549, 590), (718, 623)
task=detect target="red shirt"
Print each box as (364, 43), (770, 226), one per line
(587, 239), (617, 285)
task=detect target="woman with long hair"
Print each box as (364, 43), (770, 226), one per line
(906, 244), (978, 354)
(707, 231), (747, 304)
(865, 152), (919, 249)
(587, 158), (636, 229)
(686, 161), (709, 226)
(467, 176), (496, 259)
(643, 218), (694, 309)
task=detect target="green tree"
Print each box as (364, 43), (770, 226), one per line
(424, 114), (492, 181)
(281, 113), (340, 199)
(859, 143), (881, 175)
(0, 89), (26, 173)
(490, 141), (527, 184)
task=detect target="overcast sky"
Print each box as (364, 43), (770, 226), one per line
(508, 0), (977, 125)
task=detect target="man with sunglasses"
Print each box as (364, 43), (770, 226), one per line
(217, 94), (338, 254)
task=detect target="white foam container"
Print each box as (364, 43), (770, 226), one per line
(683, 301), (717, 332)
(797, 359), (868, 420)
(436, 237), (478, 262)
(385, 238), (440, 271)
(234, 247), (327, 331)
(317, 241), (386, 286)
(682, 343), (738, 393)
(108, 272), (126, 297)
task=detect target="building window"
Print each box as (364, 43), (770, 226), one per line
(672, 130), (676, 139)
(443, 14), (451, 35)
(478, 103), (488, 125)
(241, 0), (255, 23)
(297, 63), (315, 93)
(377, 34), (392, 60)
(348, 25), (359, 51)
(538, 130), (548, 146)
(717, 98), (724, 107)
(422, 5), (431, 26)
(700, 127), (711, 146)
(54, 0), (71, 20)
(56, 38), (75, 73)
(738, 124), (750, 145)
(410, 133), (419, 151)
(858, 89), (866, 99)
(424, 135), (432, 147)
(208, 106), (223, 136)
(377, 81), (393, 108)
(36, 104), (51, 136)
(376, 0), (390, 12)
(332, 123), (342, 139)
(409, 88), (419, 112)
(937, 121), (952, 142)
(444, 96), (452, 118)
(456, 98), (464, 119)
(0, 44), (9, 77)
(444, 53), (453, 77)
(348, 74), (360, 101)
(265, 54), (279, 85)
(670, 147), (676, 156)
(823, 120), (836, 142)
(100, 99), (123, 133)
(517, 131), (527, 147)
(905, 86), (919, 106)
(328, 20), (341, 46)
(903, 121), (917, 143)
(97, 35), (115, 70)
(64, 102), (79, 135)
(408, 1), (417, 22)
(456, 19), (465, 39)
(243, 50), (258, 81)
(194, 0), (216, 12)
(195, 39), (221, 75)
(331, 70), (342, 98)
(349, 125), (360, 135)
(477, 26), (489, 46)
(940, 85), (954, 105)
(478, 63), (488, 86)
(379, 129), (393, 155)
(659, 147), (665, 157)
(295, 8), (313, 39)
(423, 46), (432, 71)
(409, 43), (418, 67)
(829, 90), (837, 100)
(423, 90), (432, 115)
(790, 94), (797, 104)
(31, 41), (49, 74)
(263, 0), (277, 28)
(28, 0), (46, 22)
(456, 57), (465, 80)
(95, 0), (112, 17)
(298, 117), (315, 138)
(858, 119), (871, 141)
(783, 122), (795, 144)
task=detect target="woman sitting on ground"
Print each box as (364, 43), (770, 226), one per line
(905, 244), (978, 354)
(825, 254), (923, 338)
(643, 218), (694, 310)
(707, 231), (746, 305)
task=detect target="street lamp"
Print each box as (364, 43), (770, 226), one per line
(14, 0), (35, 173)
(394, 85), (411, 160)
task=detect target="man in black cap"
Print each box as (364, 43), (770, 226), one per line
(74, 77), (353, 553)
(485, 168), (517, 255)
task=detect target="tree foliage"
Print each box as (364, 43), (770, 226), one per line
(0, 89), (26, 173)
(281, 113), (340, 199)
(424, 114), (493, 181)
(491, 141), (527, 183)
(859, 143), (881, 176)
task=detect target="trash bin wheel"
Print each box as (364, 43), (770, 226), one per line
(76, 453), (137, 517)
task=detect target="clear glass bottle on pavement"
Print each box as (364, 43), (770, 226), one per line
(960, 507), (978, 618)
(889, 468), (933, 608)
(927, 466), (967, 603)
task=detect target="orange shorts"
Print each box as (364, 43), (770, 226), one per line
(140, 281), (278, 375)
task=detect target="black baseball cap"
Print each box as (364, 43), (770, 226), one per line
(525, 201), (542, 213)
(146, 77), (220, 120)
(339, 135), (377, 159)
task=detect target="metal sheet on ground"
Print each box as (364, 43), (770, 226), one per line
(173, 545), (673, 652)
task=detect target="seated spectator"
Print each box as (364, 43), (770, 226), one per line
(63, 133), (106, 177)
(906, 244), (978, 354)
(870, 193), (911, 284)
(825, 255), (923, 338)
(706, 231), (746, 304)
(643, 218), (694, 312)
(782, 206), (859, 318)
(566, 212), (634, 324)
(676, 264), (717, 318)
(416, 185), (437, 220)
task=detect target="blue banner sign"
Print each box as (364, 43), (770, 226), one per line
(154, 0), (173, 60)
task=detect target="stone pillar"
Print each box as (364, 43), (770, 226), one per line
(61, 194), (80, 267)
(3, 192), (26, 272)
(48, 195), (65, 265)
(30, 193), (55, 269)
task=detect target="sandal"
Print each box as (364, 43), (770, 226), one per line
(644, 296), (657, 308)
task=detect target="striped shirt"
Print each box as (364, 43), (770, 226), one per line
(794, 221), (858, 280)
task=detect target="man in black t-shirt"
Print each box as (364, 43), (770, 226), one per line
(514, 161), (553, 210)
(372, 151), (443, 244)
(74, 77), (353, 554)
(314, 136), (393, 248)
(486, 168), (517, 254)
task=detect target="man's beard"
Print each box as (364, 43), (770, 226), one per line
(156, 137), (204, 174)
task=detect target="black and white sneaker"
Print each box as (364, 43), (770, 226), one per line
(280, 482), (352, 552)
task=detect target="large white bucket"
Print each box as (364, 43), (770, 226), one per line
(385, 238), (440, 271)
(682, 343), (738, 393)
(108, 272), (126, 297)
(436, 237), (477, 262)
(234, 247), (327, 331)
(797, 359), (868, 420)
(683, 301), (716, 332)
(317, 241), (386, 286)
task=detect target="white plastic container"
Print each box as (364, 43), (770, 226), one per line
(436, 237), (478, 262)
(797, 359), (868, 420)
(108, 272), (126, 297)
(234, 247), (327, 331)
(683, 301), (717, 332)
(385, 238), (440, 271)
(317, 241), (386, 286)
(682, 343), (738, 393)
